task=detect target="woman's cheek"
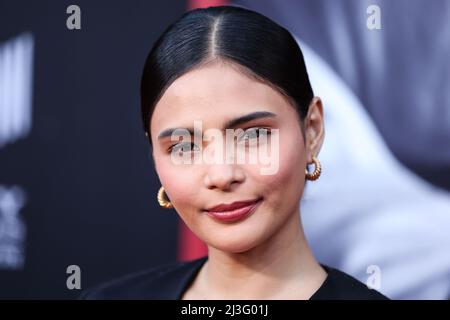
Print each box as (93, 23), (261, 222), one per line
(155, 156), (199, 209)
(252, 131), (305, 208)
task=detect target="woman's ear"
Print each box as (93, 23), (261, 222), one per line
(304, 97), (325, 163)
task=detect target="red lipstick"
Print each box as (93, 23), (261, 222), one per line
(205, 198), (262, 222)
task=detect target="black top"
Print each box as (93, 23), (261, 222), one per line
(79, 256), (388, 300)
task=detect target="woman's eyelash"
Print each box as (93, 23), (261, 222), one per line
(168, 142), (199, 153)
(242, 127), (272, 137)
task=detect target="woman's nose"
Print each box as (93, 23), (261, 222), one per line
(204, 163), (245, 191)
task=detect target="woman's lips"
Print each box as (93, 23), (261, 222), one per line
(204, 198), (263, 222)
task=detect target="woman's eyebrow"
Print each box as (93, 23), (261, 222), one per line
(224, 111), (277, 128)
(157, 111), (277, 140)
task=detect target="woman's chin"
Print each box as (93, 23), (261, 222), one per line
(209, 241), (257, 254)
(202, 227), (265, 254)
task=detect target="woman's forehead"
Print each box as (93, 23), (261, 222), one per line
(161, 65), (269, 104)
(151, 64), (288, 129)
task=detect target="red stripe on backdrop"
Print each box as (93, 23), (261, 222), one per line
(178, 220), (208, 262)
(177, 0), (229, 262)
(187, 0), (229, 9)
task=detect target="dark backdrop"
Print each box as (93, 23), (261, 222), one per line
(0, 0), (186, 298)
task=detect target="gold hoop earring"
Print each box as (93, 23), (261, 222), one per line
(157, 186), (173, 209)
(305, 156), (321, 181)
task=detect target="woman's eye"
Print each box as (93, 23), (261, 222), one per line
(169, 142), (200, 153)
(239, 127), (271, 141)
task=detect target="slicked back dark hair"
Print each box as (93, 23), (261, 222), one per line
(140, 5), (314, 144)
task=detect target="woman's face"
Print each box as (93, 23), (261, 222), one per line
(150, 62), (323, 253)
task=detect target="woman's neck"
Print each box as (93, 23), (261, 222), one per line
(187, 209), (327, 300)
